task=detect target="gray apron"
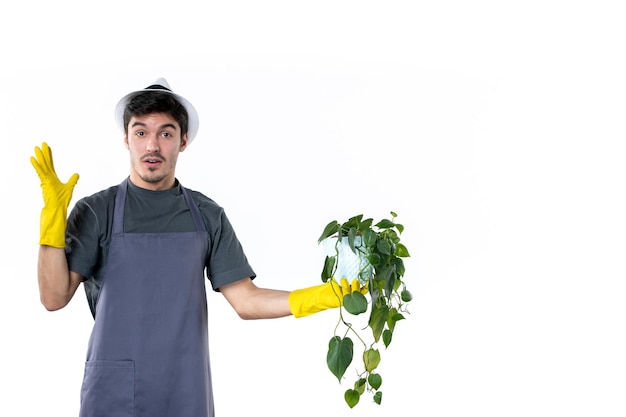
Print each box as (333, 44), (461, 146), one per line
(80, 179), (213, 417)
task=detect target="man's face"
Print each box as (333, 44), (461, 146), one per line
(124, 112), (188, 190)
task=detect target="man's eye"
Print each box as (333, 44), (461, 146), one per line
(162, 132), (172, 138)
(135, 131), (145, 137)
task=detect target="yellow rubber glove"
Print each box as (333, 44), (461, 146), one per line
(30, 142), (79, 248)
(288, 278), (368, 318)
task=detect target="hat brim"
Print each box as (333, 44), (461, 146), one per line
(114, 86), (199, 145)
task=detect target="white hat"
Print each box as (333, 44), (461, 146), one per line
(114, 78), (200, 144)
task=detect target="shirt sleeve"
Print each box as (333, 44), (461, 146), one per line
(203, 207), (256, 291)
(65, 198), (105, 281)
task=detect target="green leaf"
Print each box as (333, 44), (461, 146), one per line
(354, 377), (367, 395)
(401, 289), (413, 302)
(373, 391), (383, 405)
(387, 308), (398, 332)
(392, 312), (406, 322)
(377, 239), (392, 256)
(385, 269), (397, 299)
(375, 219), (395, 229)
(393, 257), (406, 278)
(343, 215), (363, 234)
(387, 309), (405, 333)
(318, 221), (339, 243)
(343, 291), (368, 315)
(386, 228), (400, 243)
(369, 303), (389, 342)
(348, 227), (357, 253)
(396, 242), (410, 257)
(327, 336), (354, 382)
(363, 348), (380, 372)
(321, 256), (336, 283)
(382, 329), (392, 347)
(344, 389), (360, 408)
(362, 229), (377, 247)
(367, 252), (381, 267)
(368, 373), (382, 390)
(360, 217), (373, 232)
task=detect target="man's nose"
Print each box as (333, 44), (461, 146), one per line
(146, 135), (160, 152)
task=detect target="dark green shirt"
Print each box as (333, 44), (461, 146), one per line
(65, 178), (256, 318)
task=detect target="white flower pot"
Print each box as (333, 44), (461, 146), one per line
(321, 236), (372, 284)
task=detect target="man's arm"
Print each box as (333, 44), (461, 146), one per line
(31, 142), (81, 310)
(219, 276), (367, 319)
(219, 278), (291, 319)
(38, 246), (84, 311)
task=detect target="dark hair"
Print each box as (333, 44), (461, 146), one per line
(123, 91), (189, 137)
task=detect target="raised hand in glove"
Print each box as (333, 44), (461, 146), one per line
(30, 142), (79, 248)
(288, 278), (368, 318)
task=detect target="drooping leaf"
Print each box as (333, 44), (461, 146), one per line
(387, 309), (405, 333)
(369, 303), (389, 342)
(348, 227), (357, 253)
(368, 373), (382, 390)
(401, 289), (413, 302)
(382, 329), (392, 347)
(327, 336), (354, 382)
(363, 348), (380, 372)
(344, 389), (360, 408)
(391, 312), (405, 322)
(396, 242), (410, 257)
(362, 228), (377, 247)
(321, 256), (336, 283)
(354, 377), (366, 395)
(343, 291), (368, 315)
(377, 239), (392, 256)
(385, 269), (397, 299)
(387, 308), (398, 332)
(368, 277), (379, 307)
(393, 257), (406, 278)
(373, 391), (383, 405)
(318, 221), (339, 243)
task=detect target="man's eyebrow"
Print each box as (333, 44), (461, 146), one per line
(130, 121), (178, 130)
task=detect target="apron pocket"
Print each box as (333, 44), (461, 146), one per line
(80, 360), (134, 417)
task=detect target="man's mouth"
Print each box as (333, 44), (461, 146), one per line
(142, 154), (165, 166)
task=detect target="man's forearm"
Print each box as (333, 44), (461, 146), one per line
(37, 245), (81, 311)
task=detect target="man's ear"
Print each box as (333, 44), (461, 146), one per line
(180, 135), (188, 152)
(123, 133), (129, 150)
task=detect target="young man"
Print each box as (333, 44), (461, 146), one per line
(31, 78), (366, 417)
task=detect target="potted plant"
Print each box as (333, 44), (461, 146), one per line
(318, 212), (412, 408)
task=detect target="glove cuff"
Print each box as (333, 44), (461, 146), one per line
(39, 205), (68, 248)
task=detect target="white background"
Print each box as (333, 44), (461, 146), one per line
(1, 1), (625, 416)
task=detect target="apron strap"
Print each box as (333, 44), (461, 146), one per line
(112, 178), (128, 234)
(180, 185), (207, 232)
